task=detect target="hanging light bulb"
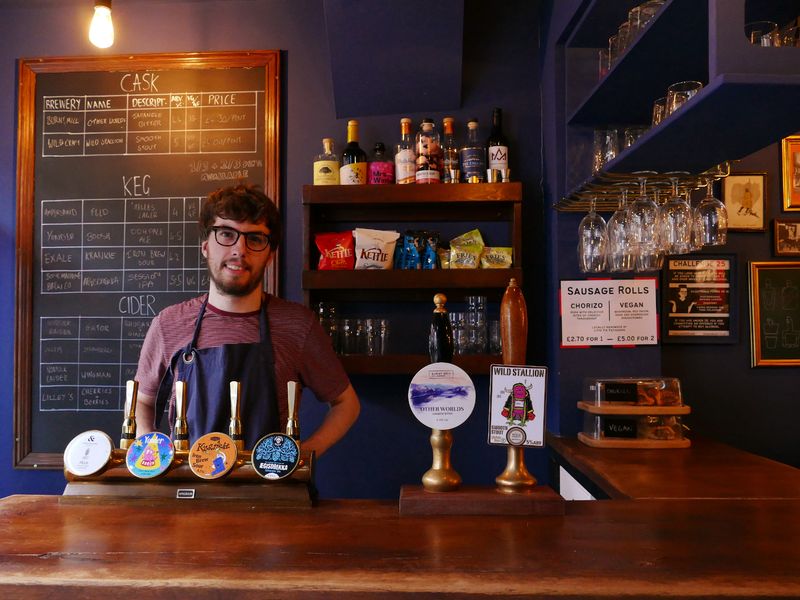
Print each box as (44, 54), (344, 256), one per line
(89, 0), (114, 49)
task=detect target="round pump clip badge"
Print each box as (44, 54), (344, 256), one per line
(251, 433), (300, 480)
(408, 362), (476, 430)
(189, 432), (238, 480)
(64, 430), (114, 477)
(126, 432), (175, 479)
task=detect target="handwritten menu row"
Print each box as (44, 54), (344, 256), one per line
(41, 196), (210, 293)
(40, 315), (152, 411)
(42, 90), (261, 156)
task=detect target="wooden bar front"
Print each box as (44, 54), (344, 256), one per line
(1, 494), (800, 598)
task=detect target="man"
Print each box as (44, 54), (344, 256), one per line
(134, 183), (359, 457)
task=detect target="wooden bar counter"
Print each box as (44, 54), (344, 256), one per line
(1, 493), (800, 597)
(548, 434), (800, 500)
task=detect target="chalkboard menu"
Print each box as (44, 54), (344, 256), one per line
(750, 261), (800, 367)
(14, 52), (280, 467)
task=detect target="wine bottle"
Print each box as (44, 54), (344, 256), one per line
(368, 142), (394, 184)
(395, 117), (416, 184)
(459, 119), (485, 183)
(442, 117), (459, 184)
(486, 108), (509, 174)
(340, 119), (367, 185)
(415, 118), (442, 184)
(313, 137), (340, 185)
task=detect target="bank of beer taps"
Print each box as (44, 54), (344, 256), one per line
(63, 378), (307, 483)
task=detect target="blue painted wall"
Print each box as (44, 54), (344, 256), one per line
(0, 0), (543, 498)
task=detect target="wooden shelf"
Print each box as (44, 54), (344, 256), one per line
(302, 182), (523, 374)
(578, 432), (691, 449)
(577, 400), (690, 415)
(338, 353), (501, 376)
(302, 182), (522, 204)
(302, 268), (523, 290)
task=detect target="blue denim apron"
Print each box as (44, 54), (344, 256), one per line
(154, 296), (280, 448)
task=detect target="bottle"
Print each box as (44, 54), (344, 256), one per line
(395, 117), (416, 184)
(340, 119), (367, 185)
(313, 137), (340, 185)
(368, 142), (394, 184)
(486, 108), (509, 175)
(460, 119), (485, 183)
(442, 117), (459, 184)
(415, 118), (442, 184)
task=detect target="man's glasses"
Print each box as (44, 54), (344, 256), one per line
(209, 226), (271, 252)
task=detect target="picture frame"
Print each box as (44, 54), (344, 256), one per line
(774, 219), (800, 256)
(749, 261), (800, 367)
(781, 135), (800, 211)
(661, 255), (737, 344)
(721, 172), (766, 231)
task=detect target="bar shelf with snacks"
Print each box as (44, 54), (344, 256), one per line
(301, 182), (522, 375)
(557, 0), (800, 212)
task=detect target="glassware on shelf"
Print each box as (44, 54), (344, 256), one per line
(782, 25), (800, 47)
(598, 48), (610, 80)
(577, 196), (608, 273)
(666, 80), (703, 115)
(623, 127), (647, 149)
(745, 21), (780, 46)
(592, 129), (619, 174)
(630, 173), (662, 272)
(607, 185), (636, 273)
(659, 173), (693, 255)
(651, 97), (667, 126)
(695, 177), (728, 246)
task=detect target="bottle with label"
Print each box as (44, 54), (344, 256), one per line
(486, 107), (509, 176)
(313, 137), (340, 185)
(460, 119), (485, 183)
(340, 119), (367, 185)
(415, 118), (442, 184)
(368, 142), (394, 184)
(442, 117), (459, 184)
(395, 117), (416, 184)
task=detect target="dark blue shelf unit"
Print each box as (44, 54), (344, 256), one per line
(558, 0), (800, 209)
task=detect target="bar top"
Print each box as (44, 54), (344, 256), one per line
(1, 494), (800, 597)
(548, 434), (800, 500)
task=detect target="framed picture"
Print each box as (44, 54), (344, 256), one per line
(781, 135), (800, 211)
(721, 172), (766, 231)
(774, 219), (800, 256)
(661, 255), (737, 344)
(749, 261), (800, 367)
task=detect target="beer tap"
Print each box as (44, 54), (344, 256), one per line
(120, 380), (138, 450)
(286, 381), (301, 441)
(174, 381), (189, 452)
(229, 381), (244, 451)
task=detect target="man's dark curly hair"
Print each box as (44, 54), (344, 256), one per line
(199, 182), (281, 251)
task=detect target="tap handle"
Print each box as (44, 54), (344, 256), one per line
(229, 381), (244, 449)
(120, 379), (138, 449)
(286, 381), (300, 440)
(174, 380), (189, 451)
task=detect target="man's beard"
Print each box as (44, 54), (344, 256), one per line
(208, 261), (264, 297)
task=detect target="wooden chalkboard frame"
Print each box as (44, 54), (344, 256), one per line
(749, 261), (800, 367)
(14, 51), (280, 468)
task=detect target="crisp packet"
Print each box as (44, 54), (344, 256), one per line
(437, 247), (450, 269)
(480, 247), (513, 268)
(395, 233), (421, 269)
(450, 228), (485, 249)
(353, 228), (400, 269)
(315, 231), (354, 270)
(450, 242), (482, 269)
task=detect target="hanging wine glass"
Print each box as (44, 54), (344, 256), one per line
(607, 183), (635, 272)
(695, 176), (728, 246)
(577, 195), (608, 273)
(630, 171), (661, 272)
(659, 172), (693, 255)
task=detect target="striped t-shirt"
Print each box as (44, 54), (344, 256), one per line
(135, 294), (350, 426)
